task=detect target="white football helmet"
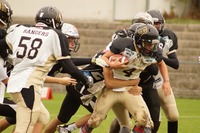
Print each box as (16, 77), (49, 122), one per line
(61, 23), (79, 38)
(132, 12), (154, 25)
(61, 23), (80, 52)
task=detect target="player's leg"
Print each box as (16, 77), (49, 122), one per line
(0, 98), (16, 117)
(142, 83), (161, 133)
(79, 88), (115, 133)
(58, 114), (92, 133)
(112, 103), (132, 133)
(123, 91), (153, 133)
(33, 122), (45, 133)
(57, 84), (96, 133)
(108, 118), (120, 133)
(44, 91), (80, 133)
(0, 99), (16, 132)
(157, 87), (179, 133)
(10, 86), (50, 133)
(0, 117), (15, 132)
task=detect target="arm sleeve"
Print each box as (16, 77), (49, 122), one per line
(48, 63), (62, 76)
(71, 57), (92, 66)
(59, 58), (89, 84)
(163, 52), (179, 69)
(0, 39), (9, 59)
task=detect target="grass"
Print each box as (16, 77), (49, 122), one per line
(3, 93), (200, 133)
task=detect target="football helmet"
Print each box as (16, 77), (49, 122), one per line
(61, 23), (80, 52)
(132, 12), (154, 25)
(0, 0), (12, 28)
(35, 6), (63, 29)
(147, 9), (165, 33)
(129, 23), (144, 36)
(134, 24), (159, 56)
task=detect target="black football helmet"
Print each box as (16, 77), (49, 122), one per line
(134, 24), (159, 56)
(35, 6), (63, 29)
(147, 9), (165, 33)
(129, 23), (144, 36)
(0, 0), (12, 29)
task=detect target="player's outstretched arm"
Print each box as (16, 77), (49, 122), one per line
(45, 76), (77, 86)
(157, 60), (171, 96)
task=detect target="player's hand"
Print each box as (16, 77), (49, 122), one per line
(109, 57), (128, 69)
(162, 81), (171, 96)
(130, 78), (140, 86)
(128, 86), (142, 95)
(59, 77), (77, 86)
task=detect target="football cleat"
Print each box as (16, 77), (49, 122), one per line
(57, 124), (71, 133)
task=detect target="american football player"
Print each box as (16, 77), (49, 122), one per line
(0, 6), (90, 133)
(44, 23), (103, 133)
(79, 24), (171, 133)
(109, 14), (161, 133)
(147, 9), (179, 133)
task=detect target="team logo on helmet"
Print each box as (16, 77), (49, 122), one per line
(137, 27), (148, 36)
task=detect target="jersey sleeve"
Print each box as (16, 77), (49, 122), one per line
(0, 65), (8, 81)
(110, 37), (134, 54)
(53, 30), (71, 60)
(162, 29), (178, 55)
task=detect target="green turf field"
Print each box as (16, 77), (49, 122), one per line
(3, 92), (200, 133)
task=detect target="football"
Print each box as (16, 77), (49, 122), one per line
(109, 54), (129, 64)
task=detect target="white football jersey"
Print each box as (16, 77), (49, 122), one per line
(154, 36), (177, 89)
(5, 24), (70, 93)
(112, 48), (157, 80)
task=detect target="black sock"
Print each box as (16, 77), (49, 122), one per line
(119, 127), (130, 133)
(168, 121), (178, 133)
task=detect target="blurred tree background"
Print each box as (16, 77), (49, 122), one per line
(164, 0), (200, 20)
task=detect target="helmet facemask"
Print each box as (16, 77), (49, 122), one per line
(67, 37), (80, 53)
(139, 39), (159, 56)
(147, 9), (165, 33)
(61, 23), (80, 52)
(0, 0), (13, 29)
(134, 24), (159, 57)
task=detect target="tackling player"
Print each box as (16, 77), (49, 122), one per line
(147, 9), (179, 133)
(44, 23), (102, 133)
(79, 24), (172, 133)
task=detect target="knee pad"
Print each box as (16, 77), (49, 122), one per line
(165, 105), (179, 121)
(135, 110), (149, 126)
(88, 113), (105, 128)
(38, 108), (50, 125)
(168, 112), (179, 122)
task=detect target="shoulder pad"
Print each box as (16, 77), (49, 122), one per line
(6, 24), (20, 34)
